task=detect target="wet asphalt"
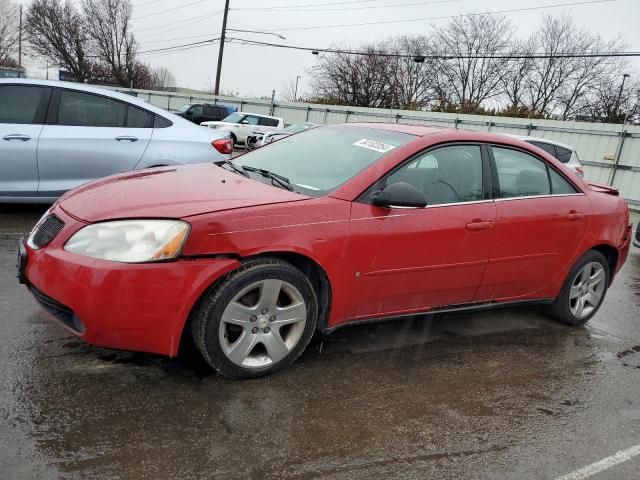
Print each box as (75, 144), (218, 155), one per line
(1, 205), (639, 480)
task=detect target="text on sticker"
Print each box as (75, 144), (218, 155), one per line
(353, 139), (396, 153)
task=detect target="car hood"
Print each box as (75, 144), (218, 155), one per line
(58, 163), (309, 222)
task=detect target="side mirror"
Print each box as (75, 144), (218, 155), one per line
(240, 119), (250, 124)
(371, 182), (427, 208)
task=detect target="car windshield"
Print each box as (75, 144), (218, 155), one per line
(222, 112), (243, 123)
(176, 104), (192, 113)
(234, 125), (414, 196)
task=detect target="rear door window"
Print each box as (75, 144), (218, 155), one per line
(258, 117), (279, 127)
(57, 90), (126, 127)
(0, 85), (50, 124)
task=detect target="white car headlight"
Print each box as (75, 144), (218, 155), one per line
(64, 220), (190, 263)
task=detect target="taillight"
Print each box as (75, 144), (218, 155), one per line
(575, 166), (584, 177)
(212, 139), (233, 155)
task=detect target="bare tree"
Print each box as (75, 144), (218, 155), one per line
(0, 0), (19, 66)
(311, 44), (395, 108)
(386, 35), (438, 109)
(574, 74), (639, 123)
(431, 14), (513, 106)
(500, 39), (536, 109)
(82, 0), (137, 87)
(150, 66), (176, 91)
(25, 0), (94, 81)
(280, 78), (298, 102)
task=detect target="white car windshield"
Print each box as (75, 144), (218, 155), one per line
(234, 125), (415, 196)
(222, 112), (243, 123)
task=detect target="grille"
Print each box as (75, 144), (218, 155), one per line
(30, 286), (84, 334)
(30, 214), (65, 248)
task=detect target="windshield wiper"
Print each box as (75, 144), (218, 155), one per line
(241, 166), (295, 192)
(216, 159), (249, 177)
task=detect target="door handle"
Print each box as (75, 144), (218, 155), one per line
(565, 211), (584, 221)
(466, 220), (493, 230)
(115, 136), (138, 142)
(3, 134), (31, 142)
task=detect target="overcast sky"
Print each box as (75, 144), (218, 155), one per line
(17, 0), (640, 99)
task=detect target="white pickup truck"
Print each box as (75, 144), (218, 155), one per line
(201, 112), (284, 146)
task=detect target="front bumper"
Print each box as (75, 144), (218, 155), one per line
(22, 205), (241, 357)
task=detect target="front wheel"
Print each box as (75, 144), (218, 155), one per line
(547, 250), (610, 326)
(192, 259), (318, 379)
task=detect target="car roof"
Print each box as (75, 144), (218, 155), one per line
(346, 122), (447, 136)
(505, 133), (574, 151)
(238, 111), (281, 119)
(0, 78), (170, 116)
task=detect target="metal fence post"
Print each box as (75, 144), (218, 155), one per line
(305, 106), (310, 121)
(608, 128), (628, 186)
(323, 108), (329, 123)
(345, 110), (350, 123)
(487, 121), (493, 132)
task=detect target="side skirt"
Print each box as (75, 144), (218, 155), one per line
(320, 298), (555, 335)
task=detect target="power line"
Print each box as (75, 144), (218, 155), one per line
(232, 0), (464, 12)
(138, 38), (220, 55)
(228, 37), (640, 59)
(133, 0), (167, 7)
(263, 0), (616, 31)
(138, 34), (640, 60)
(135, 11), (220, 36)
(132, 0), (209, 20)
(232, 0), (428, 9)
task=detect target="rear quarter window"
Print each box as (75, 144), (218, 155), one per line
(259, 117), (279, 127)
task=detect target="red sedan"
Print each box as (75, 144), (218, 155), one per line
(19, 124), (632, 379)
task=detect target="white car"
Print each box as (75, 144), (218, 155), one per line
(0, 79), (232, 203)
(509, 135), (584, 177)
(201, 112), (284, 146)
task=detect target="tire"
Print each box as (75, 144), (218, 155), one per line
(229, 133), (237, 146)
(546, 250), (610, 326)
(192, 258), (318, 379)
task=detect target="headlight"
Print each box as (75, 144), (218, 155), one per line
(64, 220), (190, 263)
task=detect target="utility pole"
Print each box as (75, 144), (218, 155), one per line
(214, 0), (230, 95)
(615, 73), (630, 119)
(18, 5), (23, 69)
(294, 75), (301, 102)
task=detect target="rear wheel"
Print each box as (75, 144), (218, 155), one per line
(229, 133), (237, 146)
(192, 258), (317, 379)
(547, 250), (610, 326)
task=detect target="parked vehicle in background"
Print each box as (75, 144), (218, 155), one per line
(172, 103), (236, 125)
(0, 66), (26, 78)
(201, 112), (284, 146)
(246, 122), (320, 150)
(0, 79), (232, 203)
(634, 223), (640, 248)
(508, 135), (584, 177)
(19, 124), (631, 379)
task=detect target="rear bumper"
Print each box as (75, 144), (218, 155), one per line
(22, 206), (241, 357)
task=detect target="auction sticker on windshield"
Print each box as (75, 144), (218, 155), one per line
(353, 139), (396, 153)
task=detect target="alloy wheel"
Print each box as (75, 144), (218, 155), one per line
(569, 261), (606, 319)
(219, 279), (307, 369)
